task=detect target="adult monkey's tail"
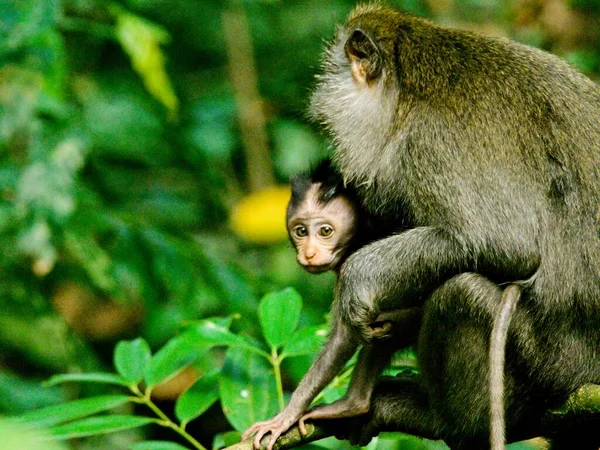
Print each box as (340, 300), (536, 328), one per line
(490, 284), (522, 450)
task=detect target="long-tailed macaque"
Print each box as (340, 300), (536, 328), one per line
(284, 159), (421, 432)
(246, 3), (600, 449)
(310, 4), (600, 449)
(285, 159), (419, 341)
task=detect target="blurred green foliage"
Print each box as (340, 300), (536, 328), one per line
(1, 0), (599, 448)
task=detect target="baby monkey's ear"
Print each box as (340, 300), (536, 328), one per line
(344, 29), (382, 86)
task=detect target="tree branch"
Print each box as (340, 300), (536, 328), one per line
(225, 422), (336, 450)
(225, 384), (600, 450)
(222, 0), (274, 193)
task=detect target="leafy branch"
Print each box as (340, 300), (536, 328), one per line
(14, 288), (328, 449)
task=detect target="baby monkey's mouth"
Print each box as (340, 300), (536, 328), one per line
(303, 262), (334, 274)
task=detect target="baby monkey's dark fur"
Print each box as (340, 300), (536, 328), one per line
(286, 159), (393, 272)
(248, 3), (600, 449)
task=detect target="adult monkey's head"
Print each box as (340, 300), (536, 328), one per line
(309, 5), (410, 192)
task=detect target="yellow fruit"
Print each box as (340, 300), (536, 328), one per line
(230, 186), (291, 243)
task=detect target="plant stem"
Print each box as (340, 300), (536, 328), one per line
(271, 348), (285, 411)
(165, 422), (208, 450)
(130, 385), (208, 450)
(250, 346), (274, 361)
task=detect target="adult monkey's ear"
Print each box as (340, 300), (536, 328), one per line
(344, 29), (382, 86)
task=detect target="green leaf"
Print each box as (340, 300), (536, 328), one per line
(321, 385), (347, 405)
(45, 373), (128, 387)
(144, 332), (210, 388)
(130, 441), (190, 450)
(184, 318), (267, 357)
(282, 324), (327, 358)
(174, 370), (220, 424)
(259, 288), (303, 349)
(0, 419), (67, 450)
(506, 441), (541, 450)
(113, 7), (179, 118)
(184, 315), (234, 330)
(212, 431), (242, 449)
(19, 395), (132, 427)
(219, 347), (279, 432)
(114, 338), (152, 384)
(48, 415), (155, 439)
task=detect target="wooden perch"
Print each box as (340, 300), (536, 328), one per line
(224, 422), (338, 450)
(225, 384), (600, 450)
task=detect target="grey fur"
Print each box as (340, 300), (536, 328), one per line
(309, 4), (600, 448)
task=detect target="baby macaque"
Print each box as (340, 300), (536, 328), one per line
(286, 159), (417, 339)
(287, 157), (421, 335)
(242, 160), (421, 450)
(286, 159), (368, 274)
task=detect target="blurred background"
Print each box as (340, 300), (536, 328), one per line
(1, 0), (599, 448)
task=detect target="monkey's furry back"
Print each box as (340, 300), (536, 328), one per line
(311, 5), (600, 220)
(310, 4), (600, 363)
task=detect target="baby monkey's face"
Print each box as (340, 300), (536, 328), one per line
(287, 184), (358, 273)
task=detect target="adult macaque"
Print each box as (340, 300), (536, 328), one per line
(248, 3), (600, 449)
(313, 3), (600, 449)
(249, 162), (525, 449)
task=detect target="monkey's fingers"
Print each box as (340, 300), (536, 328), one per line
(252, 427), (269, 450)
(248, 416), (296, 450)
(367, 320), (394, 339)
(299, 401), (368, 434)
(373, 311), (398, 323)
(265, 432), (281, 450)
(241, 424), (259, 440)
(252, 425), (285, 450)
(242, 418), (274, 440)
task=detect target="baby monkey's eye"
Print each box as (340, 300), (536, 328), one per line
(294, 226), (308, 238)
(319, 225), (334, 237)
